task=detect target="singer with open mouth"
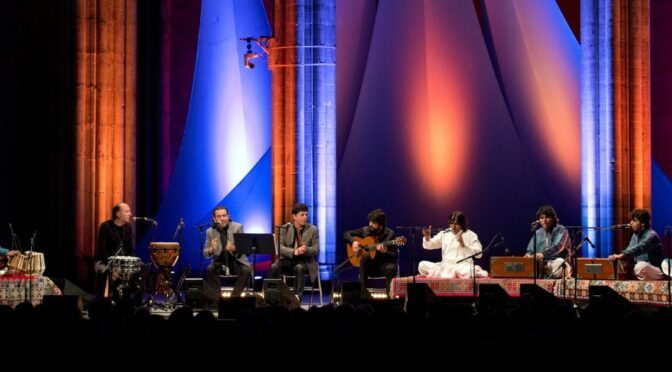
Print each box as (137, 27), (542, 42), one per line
(608, 208), (663, 280)
(526, 205), (572, 278)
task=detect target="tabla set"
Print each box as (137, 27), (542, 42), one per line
(5, 252), (46, 276)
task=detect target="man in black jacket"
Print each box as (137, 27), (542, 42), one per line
(343, 209), (397, 298)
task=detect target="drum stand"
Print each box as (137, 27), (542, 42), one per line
(146, 266), (184, 310)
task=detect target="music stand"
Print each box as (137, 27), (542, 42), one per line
(234, 233), (276, 290)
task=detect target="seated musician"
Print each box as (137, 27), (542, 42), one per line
(0, 246), (20, 258)
(0, 246), (20, 274)
(608, 208), (664, 280)
(419, 210), (487, 279)
(269, 203), (320, 301)
(94, 202), (140, 302)
(202, 206), (250, 307)
(526, 205), (572, 278)
(343, 209), (397, 298)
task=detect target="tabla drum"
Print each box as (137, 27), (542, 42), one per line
(149, 242), (180, 269)
(7, 252), (46, 276)
(111, 256), (142, 278)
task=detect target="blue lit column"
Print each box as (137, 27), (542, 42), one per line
(581, 0), (614, 257)
(581, 0), (651, 257)
(271, 0), (336, 276)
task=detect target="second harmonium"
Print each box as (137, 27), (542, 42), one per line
(576, 258), (615, 280)
(490, 256), (535, 278)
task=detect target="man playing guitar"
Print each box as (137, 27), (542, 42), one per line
(344, 209), (397, 299)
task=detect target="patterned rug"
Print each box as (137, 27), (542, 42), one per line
(391, 276), (556, 298)
(391, 276), (672, 306)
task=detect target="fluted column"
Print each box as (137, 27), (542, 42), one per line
(270, 0), (336, 269)
(75, 0), (137, 282)
(581, 0), (650, 257)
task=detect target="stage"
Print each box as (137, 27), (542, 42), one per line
(391, 276), (672, 306)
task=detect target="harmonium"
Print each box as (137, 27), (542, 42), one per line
(490, 256), (535, 278)
(575, 258), (615, 280)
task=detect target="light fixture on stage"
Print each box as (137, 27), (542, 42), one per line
(244, 51), (261, 69)
(240, 36), (270, 70)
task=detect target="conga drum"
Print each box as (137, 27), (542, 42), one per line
(149, 242), (180, 296)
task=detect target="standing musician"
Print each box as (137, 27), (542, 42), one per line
(203, 206), (250, 305)
(94, 202), (139, 302)
(269, 203), (320, 300)
(343, 209), (397, 299)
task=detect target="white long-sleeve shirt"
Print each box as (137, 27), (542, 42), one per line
(422, 229), (482, 264)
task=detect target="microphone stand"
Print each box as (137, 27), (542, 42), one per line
(532, 225), (538, 287)
(571, 235), (593, 317)
(332, 251), (355, 304)
(173, 249), (195, 306)
(8, 223), (23, 252)
(548, 257), (568, 296)
(195, 224), (208, 277)
(457, 233), (499, 314)
(169, 221), (185, 307)
(26, 231), (36, 304)
(395, 226), (421, 283)
(102, 240), (125, 301)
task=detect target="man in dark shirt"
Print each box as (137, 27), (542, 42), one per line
(343, 209), (397, 298)
(95, 202), (137, 300)
(609, 208), (664, 280)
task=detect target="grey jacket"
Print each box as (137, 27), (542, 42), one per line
(278, 223), (320, 282)
(204, 221), (249, 265)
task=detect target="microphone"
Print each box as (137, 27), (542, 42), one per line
(610, 224), (630, 230)
(133, 217), (157, 225)
(531, 221), (540, 230)
(275, 222), (291, 229)
(173, 218), (184, 240)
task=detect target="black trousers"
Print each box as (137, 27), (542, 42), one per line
(359, 254), (397, 297)
(269, 259), (308, 296)
(206, 258), (251, 299)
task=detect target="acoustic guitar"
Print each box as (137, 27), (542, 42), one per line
(346, 236), (407, 267)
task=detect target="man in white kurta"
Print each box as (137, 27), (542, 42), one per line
(418, 213), (488, 278)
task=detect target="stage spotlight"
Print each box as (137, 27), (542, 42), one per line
(240, 36), (271, 70)
(244, 51), (260, 69)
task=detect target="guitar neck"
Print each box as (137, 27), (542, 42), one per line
(363, 239), (396, 251)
